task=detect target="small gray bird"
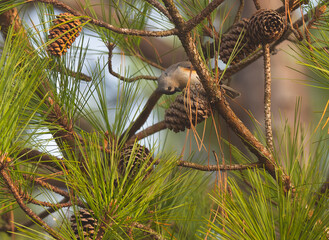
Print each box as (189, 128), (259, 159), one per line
(157, 61), (240, 98)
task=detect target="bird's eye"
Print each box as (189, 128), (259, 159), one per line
(164, 72), (168, 76)
(167, 86), (172, 91)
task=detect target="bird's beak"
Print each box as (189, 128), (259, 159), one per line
(175, 87), (182, 92)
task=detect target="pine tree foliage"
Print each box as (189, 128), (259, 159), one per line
(0, 0), (328, 239)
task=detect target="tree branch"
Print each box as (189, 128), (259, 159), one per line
(1, 2), (86, 164)
(263, 44), (274, 152)
(22, 197), (71, 230)
(53, 65), (92, 82)
(19, 189), (73, 208)
(162, 0), (291, 192)
(252, 0), (261, 10)
(25, 0), (178, 37)
(184, 0), (225, 32)
(234, 0), (245, 24)
(107, 43), (158, 82)
(22, 174), (85, 207)
(120, 90), (163, 143)
(131, 222), (165, 240)
(144, 0), (173, 22)
(127, 121), (167, 144)
(0, 168), (64, 240)
(176, 161), (262, 171)
(17, 148), (61, 162)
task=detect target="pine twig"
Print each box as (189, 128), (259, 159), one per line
(263, 44), (274, 152)
(184, 0), (225, 32)
(53, 65), (92, 82)
(176, 161), (262, 171)
(305, 6), (327, 45)
(23, 174), (85, 207)
(120, 90), (163, 143)
(252, 0), (261, 10)
(127, 121), (167, 144)
(22, 197), (70, 230)
(107, 43), (158, 82)
(17, 148), (62, 162)
(19, 189), (72, 208)
(276, 0), (309, 15)
(131, 222), (164, 240)
(0, 168), (64, 240)
(26, 0), (177, 37)
(234, 0), (245, 24)
(144, 0), (173, 22)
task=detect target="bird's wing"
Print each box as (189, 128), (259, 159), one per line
(177, 61), (194, 70)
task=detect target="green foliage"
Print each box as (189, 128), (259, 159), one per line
(205, 111), (329, 239)
(0, 1), (329, 240)
(290, 7), (329, 89)
(0, 27), (48, 153)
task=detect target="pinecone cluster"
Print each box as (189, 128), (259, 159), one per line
(47, 13), (82, 57)
(165, 83), (211, 133)
(71, 209), (101, 240)
(219, 19), (257, 64)
(216, 9), (284, 65)
(118, 144), (153, 179)
(247, 9), (285, 45)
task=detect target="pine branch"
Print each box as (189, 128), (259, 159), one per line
(26, 0), (178, 37)
(22, 174), (85, 207)
(19, 189), (73, 208)
(144, 0), (173, 22)
(252, 0), (261, 10)
(17, 148), (61, 162)
(0, 165), (64, 240)
(17, 197), (70, 231)
(234, 0), (245, 24)
(184, 0), (225, 32)
(120, 90), (163, 143)
(176, 161), (262, 171)
(107, 43), (158, 82)
(53, 64), (92, 82)
(162, 0), (291, 192)
(131, 222), (165, 240)
(263, 44), (274, 152)
(127, 121), (167, 144)
(1, 3), (86, 163)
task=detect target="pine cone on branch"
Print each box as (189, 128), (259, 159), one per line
(247, 9), (285, 45)
(71, 209), (101, 240)
(118, 144), (153, 180)
(219, 19), (258, 64)
(165, 83), (211, 133)
(47, 13), (82, 57)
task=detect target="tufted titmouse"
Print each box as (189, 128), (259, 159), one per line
(157, 61), (240, 98)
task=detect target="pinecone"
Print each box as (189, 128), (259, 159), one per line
(165, 83), (211, 133)
(118, 144), (153, 179)
(247, 9), (285, 45)
(219, 19), (258, 64)
(47, 13), (82, 57)
(71, 209), (101, 240)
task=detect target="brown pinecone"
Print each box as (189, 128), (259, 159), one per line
(71, 209), (101, 240)
(165, 83), (211, 133)
(47, 13), (82, 56)
(247, 9), (285, 45)
(219, 18), (258, 64)
(118, 144), (153, 179)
